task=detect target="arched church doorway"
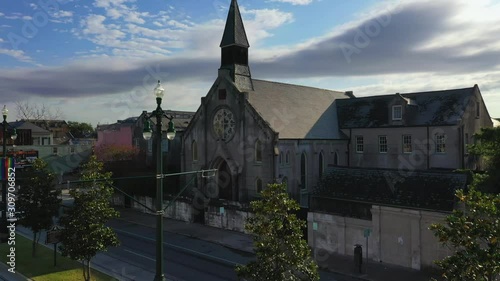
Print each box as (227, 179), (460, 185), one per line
(217, 160), (233, 200)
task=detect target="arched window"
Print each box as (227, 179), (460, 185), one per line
(255, 139), (262, 162)
(192, 140), (198, 162)
(279, 151), (283, 165)
(319, 151), (324, 178)
(333, 152), (338, 166)
(300, 152), (307, 189)
(256, 178), (263, 193)
(285, 150), (290, 164)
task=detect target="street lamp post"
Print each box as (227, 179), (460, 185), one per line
(2, 105), (17, 242)
(142, 81), (176, 281)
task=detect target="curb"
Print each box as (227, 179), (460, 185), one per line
(14, 231), (132, 281)
(115, 211), (374, 281)
(115, 215), (255, 255)
(0, 262), (33, 281)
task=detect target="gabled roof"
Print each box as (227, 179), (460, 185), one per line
(143, 110), (195, 131)
(247, 79), (350, 139)
(312, 166), (467, 211)
(336, 86), (477, 128)
(12, 121), (51, 134)
(27, 119), (67, 129)
(220, 0), (249, 48)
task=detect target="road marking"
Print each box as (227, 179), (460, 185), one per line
(123, 249), (155, 262)
(114, 228), (241, 267)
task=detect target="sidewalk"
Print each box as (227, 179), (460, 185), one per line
(14, 227), (181, 281)
(0, 262), (32, 281)
(117, 207), (442, 281)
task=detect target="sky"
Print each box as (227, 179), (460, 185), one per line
(1, 0), (500, 126)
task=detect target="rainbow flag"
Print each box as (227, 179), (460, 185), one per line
(0, 157), (15, 180)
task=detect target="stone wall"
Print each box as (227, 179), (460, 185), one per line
(308, 205), (453, 270)
(118, 194), (252, 230)
(204, 204), (252, 232)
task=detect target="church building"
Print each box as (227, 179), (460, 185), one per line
(181, 0), (492, 207)
(181, 0), (351, 205)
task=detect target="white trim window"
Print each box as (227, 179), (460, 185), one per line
(355, 136), (364, 153)
(436, 134), (446, 153)
(402, 135), (412, 153)
(379, 136), (388, 153)
(392, 105), (402, 120)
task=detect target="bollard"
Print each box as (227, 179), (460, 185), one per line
(354, 244), (363, 273)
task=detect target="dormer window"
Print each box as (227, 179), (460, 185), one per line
(392, 105), (402, 120)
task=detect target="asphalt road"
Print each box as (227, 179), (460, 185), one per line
(15, 208), (359, 281)
(107, 219), (358, 281)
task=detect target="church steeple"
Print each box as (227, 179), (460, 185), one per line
(219, 0), (253, 91)
(220, 0), (249, 48)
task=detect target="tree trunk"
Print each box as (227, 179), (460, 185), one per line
(32, 231), (38, 257)
(87, 260), (91, 281)
(82, 261), (86, 281)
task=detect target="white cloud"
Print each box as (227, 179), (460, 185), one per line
(93, 0), (147, 25)
(240, 8), (294, 46)
(53, 10), (74, 18)
(0, 48), (34, 63)
(271, 0), (314, 5)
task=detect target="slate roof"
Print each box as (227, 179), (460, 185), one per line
(247, 79), (350, 139)
(220, 0), (249, 48)
(147, 110), (195, 131)
(12, 121), (51, 134)
(336, 86), (476, 128)
(27, 119), (68, 129)
(312, 166), (467, 211)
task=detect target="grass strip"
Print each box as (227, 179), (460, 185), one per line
(0, 235), (117, 281)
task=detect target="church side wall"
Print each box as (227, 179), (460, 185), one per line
(277, 139), (348, 203)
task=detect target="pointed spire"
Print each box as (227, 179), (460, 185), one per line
(220, 0), (249, 48)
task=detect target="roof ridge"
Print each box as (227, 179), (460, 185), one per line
(341, 86), (476, 101)
(252, 78), (344, 93)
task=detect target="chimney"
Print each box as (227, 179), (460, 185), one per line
(345, 91), (355, 98)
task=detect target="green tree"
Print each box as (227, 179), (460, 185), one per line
(430, 127), (500, 280)
(17, 159), (61, 257)
(468, 127), (500, 193)
(235, 183), (319, 281)
(67, 121), (95, 138)
(59, 156), (119, 281)
(429, 187), (500, 281)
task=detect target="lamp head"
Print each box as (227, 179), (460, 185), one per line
(166, 120), (176, 141)
(11, 128), (17, 141)
(2, 105), (7, 117)
(154, 80), (165, 99)
(143, 120), (152, 140)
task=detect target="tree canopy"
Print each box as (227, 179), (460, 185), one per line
(468, 127), (500, 193)
(59, 155), (119, 281)
(67, 121), (95, 138)
(430, 127), (500, 281)
(235, 183), (319, 281)
(17, 158), (61, 256)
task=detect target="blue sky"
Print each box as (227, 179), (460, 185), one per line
(1, 0), (500, 125)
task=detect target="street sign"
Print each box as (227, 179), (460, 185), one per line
(363, 228), (371, 238)
(46, 226), (62, 244)
(219, 207), (225, 214)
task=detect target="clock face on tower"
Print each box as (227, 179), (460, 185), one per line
(212, 107), (236, 141)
